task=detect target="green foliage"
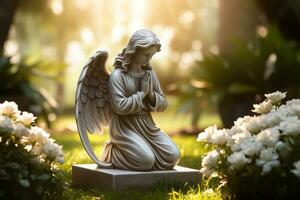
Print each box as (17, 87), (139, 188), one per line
(177, 26), (300, 127)
(194, 26), (300, 98)
(0, 136), (66, 200)
(169, 183), (222, 200)
(0, 56), (66, 127)
(0, 112), (66, 200)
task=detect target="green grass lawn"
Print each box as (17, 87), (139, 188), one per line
(51, 103), (222, 200)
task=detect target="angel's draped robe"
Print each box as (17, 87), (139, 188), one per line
(101, 68), (180, 170)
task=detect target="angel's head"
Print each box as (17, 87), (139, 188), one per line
(114, 29), (161, 71)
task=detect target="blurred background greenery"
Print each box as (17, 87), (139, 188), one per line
(1, 0), (300, 131)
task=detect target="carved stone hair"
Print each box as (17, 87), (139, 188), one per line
(113, 29), (161, 71)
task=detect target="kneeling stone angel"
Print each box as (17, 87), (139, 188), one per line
(75, 29), (180, 171)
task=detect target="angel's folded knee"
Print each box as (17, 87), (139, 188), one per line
(168, 145), (181, 164)
(133, 150), (155, 171)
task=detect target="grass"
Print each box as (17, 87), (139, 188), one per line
(51, 99), (223, 200)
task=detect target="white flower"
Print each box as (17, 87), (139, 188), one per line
(29, 126), (49, 143)
(197, 125), (218, 143)
(200, 167), (215, 177)
(256, 148), (280, 174)
(286, 99), (300, 106)
(252, 100), (273, 114)
(225, 131), (235, 148)
(240, 139), (263, 156)
(256, 127), (280, 147)
(201, 150), (219, 168)
(276, 105), (293, 119)
(229, 130), (252, 152)
(31, 144), (42, 155)
(230, 144), (242, 152)
(290, 104), (300, 118)
(17, 112), (36, 126)
(261, 161), (280, 174)
(210, 129), (228, 145)
(259, 112), (281, 129)
(265, 91), (286, 104)
(0, 115), (14, 133)
(14, 123), (30, 138)
(234, 116), (252, 127)
(55, 155), (65, 164)
(232, 130), (252, 145)
(257, 148), (278, 162)
(279, 116), (300, 136)
(197, 132), (209, 142)
(275, 141), (288, 152)
(291, 160), (300, 178)
(42, 139), (64, 163)
(0, 101), (20, 117)
(227, 151), (251, 169)
(246, 116), (265, 133)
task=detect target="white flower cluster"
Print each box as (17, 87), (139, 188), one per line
(0, 101), (64, 164)
(198, 91), (300, 178)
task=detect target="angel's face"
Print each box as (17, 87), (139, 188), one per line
(134, 46), (157, 67)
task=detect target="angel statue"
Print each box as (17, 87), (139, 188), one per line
(75, 29), (180, 171)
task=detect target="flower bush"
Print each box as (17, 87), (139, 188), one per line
(197, 91), (300, 199)
(0, 101), (65, 199)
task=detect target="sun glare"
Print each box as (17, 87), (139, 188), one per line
(129, 0), (147, 32)
(80, 28), (94, 45)
(50, 0), (63, 15)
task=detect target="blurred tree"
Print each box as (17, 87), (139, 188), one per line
(0, 0), (63, 126)
(13, 0), (94, 107)
(219, 0), (300, 54)
(0, 0), (50, 54)
(218, 0), (265, 54)
(0, 0), (18, 54)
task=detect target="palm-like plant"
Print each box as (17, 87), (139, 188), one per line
(0, 55), (64, 127)
(178, 26), (300, 128)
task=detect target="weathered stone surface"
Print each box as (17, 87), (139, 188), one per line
(72, 164), (201, 190)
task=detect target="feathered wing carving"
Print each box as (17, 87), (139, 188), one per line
(75, 50), (113, 168)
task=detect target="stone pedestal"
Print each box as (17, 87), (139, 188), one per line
(72, 164), (201, 190)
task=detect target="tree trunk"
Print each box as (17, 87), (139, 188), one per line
(0, 0), (18, 54)
(218, 0), (263, 54)
(217, 0), (263, 127)
(55, 0), (67, 110)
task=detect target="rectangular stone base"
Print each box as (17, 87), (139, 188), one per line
(72, 164), (201, 190)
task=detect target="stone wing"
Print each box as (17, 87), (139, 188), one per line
(75, 50), (113, 168)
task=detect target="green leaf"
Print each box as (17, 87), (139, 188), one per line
(30, 174), (36, 180)
(35, 185), (43, 194)
(19, 179), (30, 188)
(0, 169), (7, 176)
(37, 174), (50, 181)
(6, 162), (20, 170)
